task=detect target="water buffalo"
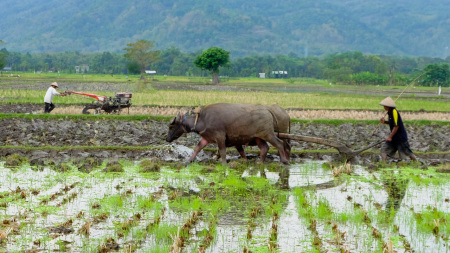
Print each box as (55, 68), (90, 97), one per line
(166, 103), (290, 165)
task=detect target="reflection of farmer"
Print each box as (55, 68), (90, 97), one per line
(382, 170), (409, 217)
(379, 97), (416, 163)
(44, 82), (65, 113)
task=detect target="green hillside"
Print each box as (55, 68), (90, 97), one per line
(0, 0), (448, 58)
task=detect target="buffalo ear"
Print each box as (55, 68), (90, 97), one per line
(170, 116), (176, 125)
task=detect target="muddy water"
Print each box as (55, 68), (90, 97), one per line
(0, 161), (448, 252)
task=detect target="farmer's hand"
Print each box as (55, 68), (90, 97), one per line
(380, 117), (386, 124)
(385, 136), (392, 142)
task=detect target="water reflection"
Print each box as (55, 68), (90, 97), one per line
(243, 162), (335, 189)
(382, 170), (409, 217)
(278, 167), (289, 189)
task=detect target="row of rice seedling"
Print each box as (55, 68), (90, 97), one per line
(1, 155), (449, 252)
(1, 87), (448, 112)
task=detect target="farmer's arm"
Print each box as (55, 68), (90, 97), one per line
(52, 89), (61, 96)
(386, 125), (398, 142)
(53, 89), (66, 96)
(380, 117), (389, 124)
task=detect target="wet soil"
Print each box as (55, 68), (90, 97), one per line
(0, 116), (448, 166)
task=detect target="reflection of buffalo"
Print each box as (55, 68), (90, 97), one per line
(166, 103), (290, 165)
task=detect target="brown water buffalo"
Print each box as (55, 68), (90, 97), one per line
(166, 103), (290, 165)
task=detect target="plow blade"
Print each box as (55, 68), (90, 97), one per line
(277, 133), (383, 160)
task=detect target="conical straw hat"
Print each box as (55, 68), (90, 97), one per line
(379, 97), (396, 108)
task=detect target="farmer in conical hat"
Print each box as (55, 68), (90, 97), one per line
(379, 97), (416, 163)
(44, 82), (66, 113)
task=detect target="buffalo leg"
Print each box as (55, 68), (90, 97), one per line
(265, 136), (289, 164)
(217, 141), (228, 166)
(216, 145), (246, 159)
(283, 140), (291, 158)
(188, 138), (209, 163)
(235, 145), (247, 159)
(255, 138), (269, 162)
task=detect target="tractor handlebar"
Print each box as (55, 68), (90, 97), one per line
(65, 91), (107, 102)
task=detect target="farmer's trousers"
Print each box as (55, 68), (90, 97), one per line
(44, 103), (55, 113)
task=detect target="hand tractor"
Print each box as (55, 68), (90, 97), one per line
(64, 91), (132, 114)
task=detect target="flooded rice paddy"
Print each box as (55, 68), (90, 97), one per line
(0, 160), (449, 252)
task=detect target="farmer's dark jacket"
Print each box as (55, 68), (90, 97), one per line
(387, 108), (408, 143)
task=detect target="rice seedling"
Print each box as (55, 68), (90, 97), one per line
(382, 237), (395, 253)
(169, 227), (184, 253)
(332, 162), (353, 177)
(78, 221), (90, 236)
(98, 237), (119, 252)
(197, 217), (216, 252)
(0, 227), (12, 243)
(412, 205), (450, 236)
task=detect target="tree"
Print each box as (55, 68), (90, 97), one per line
(123, 40), (160, 78)
(126, 61), (141, 75)
(194, 47), (230, 84)
(422, 63), (450, 87)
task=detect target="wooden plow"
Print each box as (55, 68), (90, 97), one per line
(277, 133), (383, 161)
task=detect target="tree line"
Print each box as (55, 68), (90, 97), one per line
(1, 45), (449, 87)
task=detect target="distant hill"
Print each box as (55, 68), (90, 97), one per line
(0, 0), (449, 58)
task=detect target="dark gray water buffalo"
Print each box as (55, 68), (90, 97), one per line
(166, 103), (290, 165)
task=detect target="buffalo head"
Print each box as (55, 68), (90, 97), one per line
(166, 112), (187, 142)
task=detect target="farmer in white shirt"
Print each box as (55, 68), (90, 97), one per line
(44, 82), (65, 113)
